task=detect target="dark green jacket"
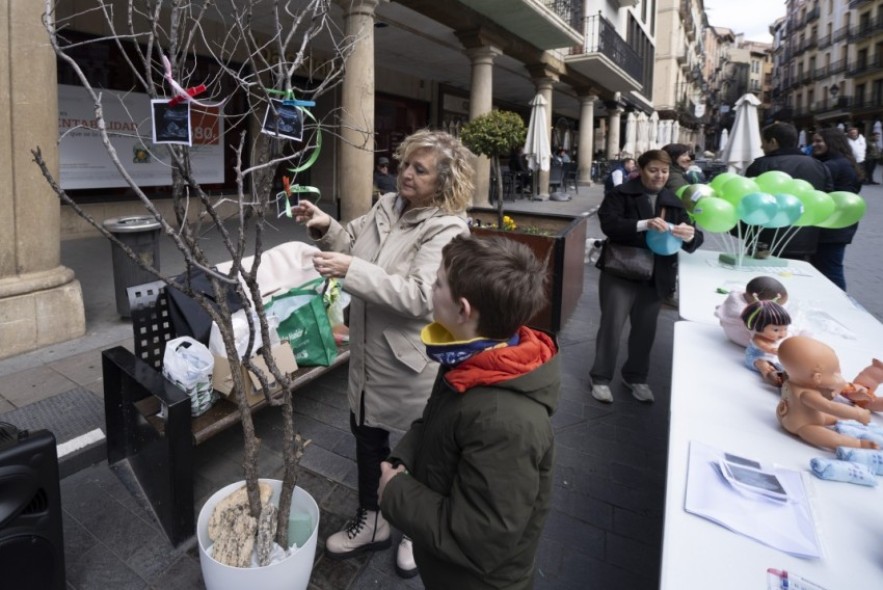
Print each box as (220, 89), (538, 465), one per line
(380, 354), (560, 590)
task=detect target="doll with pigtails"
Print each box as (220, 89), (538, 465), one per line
(741, 300), (792, 387)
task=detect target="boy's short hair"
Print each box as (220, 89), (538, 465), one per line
(442, 234), (547, 339)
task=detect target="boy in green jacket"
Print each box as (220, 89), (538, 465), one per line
(378, 234), (560, 589)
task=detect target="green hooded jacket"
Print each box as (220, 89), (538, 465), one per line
(380, 348), (560, 590)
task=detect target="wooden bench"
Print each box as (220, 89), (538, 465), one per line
(102, 280), (349, 545)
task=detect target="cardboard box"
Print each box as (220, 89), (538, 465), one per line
(212, 343), (298, 406)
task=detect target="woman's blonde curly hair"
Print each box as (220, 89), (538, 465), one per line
(394, 129), (475, 213)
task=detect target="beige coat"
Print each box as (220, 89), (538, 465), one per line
(315, 193), (469, 430)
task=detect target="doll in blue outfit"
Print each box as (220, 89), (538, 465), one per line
(741, 300), (792, 387)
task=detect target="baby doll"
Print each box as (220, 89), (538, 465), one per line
(715, 276), (788, 347)
(841, 358), (883, 412)
(776, 336), (877, 450)
(741, 299), (791, 386)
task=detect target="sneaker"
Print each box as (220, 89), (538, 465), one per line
(623, 380), (654, 403)
(395, 535), (419, 578)
(591, 384), (613, 403)
(325, 507), (391, 559)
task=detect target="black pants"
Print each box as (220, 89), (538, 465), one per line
(350, 411), (390, 511)
(865, 159), (878, 183)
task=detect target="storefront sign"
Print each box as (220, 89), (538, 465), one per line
(58, 84), (224, 189)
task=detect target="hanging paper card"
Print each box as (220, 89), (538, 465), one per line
(151, 99), (192, 146)
(261, 98), (304, 141)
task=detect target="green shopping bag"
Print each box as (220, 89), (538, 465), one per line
(268, 278), (338, 366)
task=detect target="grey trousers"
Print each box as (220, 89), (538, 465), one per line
(590, 271), (663, 385)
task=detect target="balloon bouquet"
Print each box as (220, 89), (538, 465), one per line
(657, 171), (867, 266)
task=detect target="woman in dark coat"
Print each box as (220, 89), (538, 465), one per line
(810, 128), (863, 290)
(590, 150), (704, 404)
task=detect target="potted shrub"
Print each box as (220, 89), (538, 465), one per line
(34, 1), (349, 587)
(459, 109), (526, 227)
(460, 111), (586, 333)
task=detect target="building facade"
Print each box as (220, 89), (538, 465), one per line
(1, 0), (660, 358)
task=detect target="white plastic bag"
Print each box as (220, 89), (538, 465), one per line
(162, 336), (215, 416)
(208, 309), (268, 359)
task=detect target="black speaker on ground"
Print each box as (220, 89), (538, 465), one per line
(0, 423), (65, 590)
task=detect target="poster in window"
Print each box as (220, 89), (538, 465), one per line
(261, 99), (304, 141)
(152, 99), (192, 145)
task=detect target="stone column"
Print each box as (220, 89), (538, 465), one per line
(336, 0), (383, 222)
(0, 0), (85, 359)
(606, 105), (623, 159)
(465, 45), (501, 206)
(576, 92), (597, 185)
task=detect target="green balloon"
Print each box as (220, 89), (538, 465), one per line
(816, 191), (867, 229)
(681, 184), (716, 212)
(691, 196), (737, 233)
(786, 178), (814, 200)
(755, 170), (793, 194)
(719, 176), (760, 208)
(676, 184), (689, 198)
(710, 172), (739, 192)
(794, 190), (835, 226)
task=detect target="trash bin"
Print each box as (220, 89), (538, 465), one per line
(103, 216), (162, 317)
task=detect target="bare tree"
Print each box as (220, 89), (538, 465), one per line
(32, 0), (355, 564)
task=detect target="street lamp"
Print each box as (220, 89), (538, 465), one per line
(829, 83), (840, 106)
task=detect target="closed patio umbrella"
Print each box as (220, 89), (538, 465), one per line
(523, 94), (551, 199)
(719, 128), (729, 154)
(721, 93), (763, 174)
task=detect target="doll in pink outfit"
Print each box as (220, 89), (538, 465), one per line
(715, 276), (788, 347)
(741, 300), (792, 387)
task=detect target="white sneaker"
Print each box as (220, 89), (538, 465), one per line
(591, 384), (613, 403)
(325, 508), (391, 559)
(623, 380), (654, 403)
(395, 535), (419, 578)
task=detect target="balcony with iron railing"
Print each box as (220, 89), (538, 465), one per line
(849, 0), (871, 8)
(828, 58), (848, 75)
(806, 6), (820, 22)
(459, 0), (582, 50)
(817, 33), (831, 50)
(814, 65), (827, 80)
(832, 25), (849, 43)
(566, 13), (644, 93)
(848, 15), (883, 42)
(848, 54), (883, 77)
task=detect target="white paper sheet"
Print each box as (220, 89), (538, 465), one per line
(685, 441), (822, 559)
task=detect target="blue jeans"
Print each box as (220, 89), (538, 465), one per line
(811, 243), (847, 291)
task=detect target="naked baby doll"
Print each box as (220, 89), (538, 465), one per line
(841, 358), (883, 412)
(776, 336), (878, 450)
(715, 276), (788, 347)
(741, 300), (791, 387)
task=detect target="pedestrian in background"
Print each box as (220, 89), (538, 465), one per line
(810, 128), (863, 290)
(745, 122), (833, 259)
(373, 156), (397, 196)
(866, 131), (881, 185)
(846, 126), (867, 181)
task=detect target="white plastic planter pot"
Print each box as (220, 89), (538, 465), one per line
(197, 479), (320, 590)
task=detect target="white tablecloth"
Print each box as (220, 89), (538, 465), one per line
(677, 249), (883, 347)
(661, 321), (883, 590)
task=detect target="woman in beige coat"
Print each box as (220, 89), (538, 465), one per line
(293, 129), (473, 577)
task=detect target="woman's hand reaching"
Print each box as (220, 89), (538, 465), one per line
(293, 199), (332, 235)
(313, 251), (352, 279)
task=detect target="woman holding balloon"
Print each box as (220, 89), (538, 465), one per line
(810, 128), (863, 290)
(590, 150), (704, 404)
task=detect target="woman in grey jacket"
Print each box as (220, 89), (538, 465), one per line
(294, 130), (473, 576)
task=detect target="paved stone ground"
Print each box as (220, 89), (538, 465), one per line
(2, 182), (881, 589)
